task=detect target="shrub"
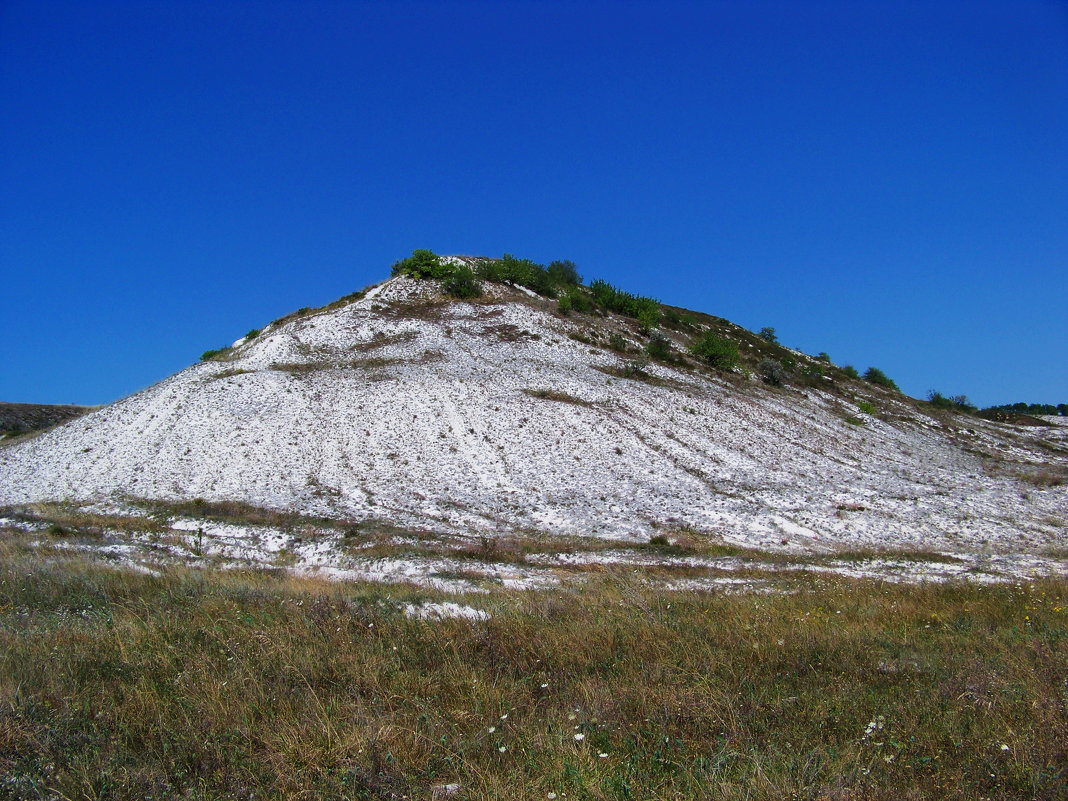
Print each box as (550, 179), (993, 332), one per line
(608, 333), (629, 352)
(391, 249), (451, 279)
(245, 329), (261, 341)
(637, 305), (660, 334)
(857, 401), (877, 415)
(864, 367), (899, 392)
(588, 279), (661, 327)
(816, 352), (831, 363)
(841, 365), (860, 379)
(645, 333), (673, 361)
(928, 391), (976, 413)
(690, 332), (739, 370)
(758, 327), (779, 344)
(557, 288), (590, 316)
(478, 254), (557, 297)
(200, 348), (231, 362)
(547, 259), (581, 285)
(758, 358), (788, 386)
(567, 288), (591, 313)
(441, 265), (482, 299)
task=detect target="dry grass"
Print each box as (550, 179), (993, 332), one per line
(0, 542), (1064, 800)
(521, 388), (592, 407)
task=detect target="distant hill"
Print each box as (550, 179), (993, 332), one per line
(0, 402), (93, 437)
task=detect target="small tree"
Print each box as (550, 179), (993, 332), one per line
(758, 358), (787, 386)
(864, 367), (899, 392)
(691, 332), (739, 370)
(547, 259), (581, 286)
(841, 365), (860, 379)
(758, 327), (779, 344)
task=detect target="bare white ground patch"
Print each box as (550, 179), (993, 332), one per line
(402, 601), (490, 621)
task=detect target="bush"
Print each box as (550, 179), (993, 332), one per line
(557, 288), (590, 315)
(841, 365), (860, 379)
(547, 259), (581, 286)
(758, 327), (779, 344)
(645, 333), (673, 361)
(863, 367), (899, 392)
(758, 358), (788, 386)
(245, 329), (261, 341)
(857, 401), (877, 415)
(200, 348), (231, 362)
(588, 279), (661, 328)
(441, 265), (482, 299)
(637, 305), (660, 334)
(608, 333), (629, 352)
(816, 352), (831, 363)
(928, 391), (976, 413)
(391, 249), (451, 279)
(477, 254), (557, 297)
(690, 332), (739, 370)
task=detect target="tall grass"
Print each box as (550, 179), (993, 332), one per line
(0, 543), (1065, 800)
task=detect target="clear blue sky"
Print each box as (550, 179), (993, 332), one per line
(2, 0), (1066, 407)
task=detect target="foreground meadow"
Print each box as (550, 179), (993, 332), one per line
(0, 539), (1065, 800)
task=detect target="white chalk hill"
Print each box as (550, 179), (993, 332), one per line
(2, 269), (1065, 554)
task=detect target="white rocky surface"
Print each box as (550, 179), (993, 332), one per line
(1, 273), (1065, 587)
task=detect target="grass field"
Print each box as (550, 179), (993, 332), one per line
(0, 538), (1065, 800)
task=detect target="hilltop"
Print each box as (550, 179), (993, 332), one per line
(1, 252), (1065, 588)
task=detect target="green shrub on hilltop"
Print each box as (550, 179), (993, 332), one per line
(474, 254), (557, 297)
(863, 366), (899, 392)
(841, 365), (860, 379)
(928, 391), (976, 413)
(589, 279), (662, 330)
(200, 348), (231, 362)
(547, 259), (582, 286)
(391, 249), (452, 279)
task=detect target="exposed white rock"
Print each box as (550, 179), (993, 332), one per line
(1, 274), (1065, 575)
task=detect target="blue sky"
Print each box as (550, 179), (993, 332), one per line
(2, 0), (1066, 407)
